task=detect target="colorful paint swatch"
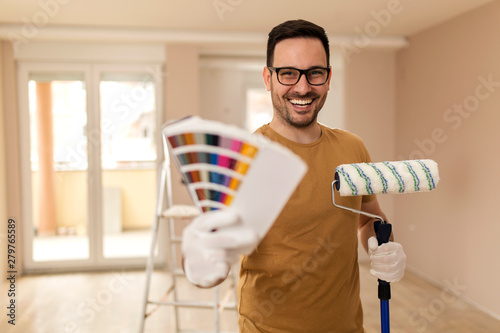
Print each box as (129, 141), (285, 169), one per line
(163, 116), (308, 238)
(165, 119), (261, 211)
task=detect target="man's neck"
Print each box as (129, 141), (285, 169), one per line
(269, 118), (322, 144)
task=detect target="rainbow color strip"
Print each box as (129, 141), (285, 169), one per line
(167, 131), (260, 212)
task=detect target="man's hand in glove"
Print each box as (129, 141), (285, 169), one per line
(182, 209), (259, 288)
(368, 236), (407, 283)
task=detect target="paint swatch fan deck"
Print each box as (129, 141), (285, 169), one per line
(163, 116), (308, 238)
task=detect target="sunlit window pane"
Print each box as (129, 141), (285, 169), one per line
(29, 77), (88, 171)
(99, 74), (157, 170)
(245, 88), (273, 132)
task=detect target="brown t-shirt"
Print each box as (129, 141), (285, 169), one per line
(238, 124), (374, 333)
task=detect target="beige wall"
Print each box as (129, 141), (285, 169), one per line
(344, 50), (397, 162)
(344, 49), (397, 257)
(395, 1), (500, 317)
(1, 42), (23, 274)
(0, 42), (6, 279)
(165, 44), (201, 206)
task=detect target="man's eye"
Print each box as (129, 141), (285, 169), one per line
(310, 69), (326, 76)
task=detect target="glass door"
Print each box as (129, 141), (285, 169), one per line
(19, 63), (164, 272)
(97, 68), (161, 261)
(19, 64), (92, 270)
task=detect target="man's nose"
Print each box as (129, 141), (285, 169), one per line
(292, 73), (312, 95)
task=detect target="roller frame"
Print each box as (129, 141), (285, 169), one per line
(331, 180), (386, 223)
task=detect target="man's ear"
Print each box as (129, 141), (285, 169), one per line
(263, 67), (272, 91)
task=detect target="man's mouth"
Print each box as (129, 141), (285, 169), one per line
(289, 98), (314, 107)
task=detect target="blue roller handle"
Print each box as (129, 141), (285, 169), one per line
(374, 220), (392, 333)
(380, 300), (390, 332)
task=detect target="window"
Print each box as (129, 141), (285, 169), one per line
(245, 88), (273, 132)
(100, 73), (157, 169)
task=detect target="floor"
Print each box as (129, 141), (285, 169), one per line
(1, 262), (499, 333)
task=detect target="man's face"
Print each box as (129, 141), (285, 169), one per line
(264, 37), (331, 129)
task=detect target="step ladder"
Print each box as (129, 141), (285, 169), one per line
(138, 142), (238, 333)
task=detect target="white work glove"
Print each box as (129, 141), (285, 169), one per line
(182, 209), (259, 288)
(368, 236), (406, 283)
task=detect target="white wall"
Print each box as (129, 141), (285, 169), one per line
(199, 57), (265, 128)
(395, 1), (500, 318)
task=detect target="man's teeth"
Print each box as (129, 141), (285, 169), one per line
(290, 99), (313, 105)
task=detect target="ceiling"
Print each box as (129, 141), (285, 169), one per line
(0, 0), (495, 37)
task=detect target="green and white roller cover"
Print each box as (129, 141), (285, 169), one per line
(335, 159), (439, 196)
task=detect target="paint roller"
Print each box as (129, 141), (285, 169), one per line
(331, 159), (439, 333)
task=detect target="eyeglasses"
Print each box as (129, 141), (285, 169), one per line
(268, 66), (331, 86)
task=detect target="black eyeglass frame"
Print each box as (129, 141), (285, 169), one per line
(268, 66), (331, 86)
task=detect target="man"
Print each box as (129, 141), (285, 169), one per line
(182, 19), (406, 332)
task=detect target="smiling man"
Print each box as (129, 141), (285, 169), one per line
(181, 19), (406, 333)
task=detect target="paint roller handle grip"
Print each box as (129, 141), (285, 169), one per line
(374, 220), (392, 301)
(374, 219), (391, 245)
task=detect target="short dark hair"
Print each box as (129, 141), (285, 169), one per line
(266, 19), (330, 67)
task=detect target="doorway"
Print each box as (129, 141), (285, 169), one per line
(18, 62), (165, 272)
